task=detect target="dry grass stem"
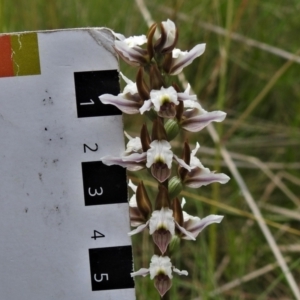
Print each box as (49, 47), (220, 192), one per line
(156, 5), (300, 64)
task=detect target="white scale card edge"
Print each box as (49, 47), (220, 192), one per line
(0, 28), (136, 300)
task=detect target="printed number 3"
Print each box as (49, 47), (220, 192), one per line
(88, 187), (103, 196)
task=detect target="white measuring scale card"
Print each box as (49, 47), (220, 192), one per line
(0, 28), (135, 299)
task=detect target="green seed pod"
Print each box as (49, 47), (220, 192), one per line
(168, 176), (183, 200)
(164, 118), (180, 141)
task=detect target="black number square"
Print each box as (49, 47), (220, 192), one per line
(74, 70), (121, 118)
(89, 246), (134, 291)
(81, 161), (127, 206)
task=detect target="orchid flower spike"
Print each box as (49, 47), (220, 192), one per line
(131, 255), (188, 297)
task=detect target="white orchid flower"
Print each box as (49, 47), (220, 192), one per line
(160, 19), (177, 50)
(131, 255), (188, 297)
(114, 33), (147, 47)
(168, 44), (206, 75)
(183, 143), (230, 188)
(177, 83), (197, 102)
(113, 33), (148, 66)
(181, 212), (224, 240)
(128, 207), (175, 254)
(146, 140), (190, 182)
(101, 133), (146, 171)
(140, 86), (179, 118)
(102, 135), (190, 182)
(175, 197), (224, 240)
(181, 102), (227, 132)
(128, 180), (138, 206)
(127, 180), (146, 227)
(99, 72), (142, 114)
(124, 131), (143, 154)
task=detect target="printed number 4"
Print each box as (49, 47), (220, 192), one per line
(91, 230), (105, 240)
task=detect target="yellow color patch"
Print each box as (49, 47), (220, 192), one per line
(10, 33), (41, 76)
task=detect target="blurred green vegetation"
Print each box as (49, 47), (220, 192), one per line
(2, 0), (300, 299)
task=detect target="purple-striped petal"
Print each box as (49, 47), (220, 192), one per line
(114, 41), (148, 66)
(131, 268), (150, 277)
(101, 153), (146, 171)
(170, 44), (206, 75)
(174, 221), (196, 240)
(181, 110), (226, 132)
(99, 94), (140, 114)
(128, 220), (149, 236)
(184, 167), (230, 188)
(173, 155), (191, 172)
(182, 214), (224, 240)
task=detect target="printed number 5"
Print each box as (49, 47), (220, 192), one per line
(94, 273), (109, 282)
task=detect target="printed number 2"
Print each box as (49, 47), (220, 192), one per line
(91, 230), (105, 240)
(83, 143), (98, 153)
(94, 273), (109, 282)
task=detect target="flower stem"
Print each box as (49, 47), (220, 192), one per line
(162, 290), (170, 300)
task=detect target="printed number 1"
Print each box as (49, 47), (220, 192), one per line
(91, 230), (105, 239)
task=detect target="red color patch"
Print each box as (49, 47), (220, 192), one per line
(0, 35), (14, 77)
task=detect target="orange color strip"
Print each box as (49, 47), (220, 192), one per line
(0, 35), (14, 77)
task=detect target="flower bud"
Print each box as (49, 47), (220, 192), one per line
(152, 117), (167, 141)
(172, 83), (184, 121)
(154, 19), (178, 54)
(136, 181), (152, 220)
(150, 64), (165, 90)
(172, 197), (184, 228)
(164, 119), (180, 141)
(168, 176), (183, 200)
(168, 235), (180, 253)
(155, 185), (170, 210)
(140, 124), (151, 152)
(136, 67), (150, 101)
(147, 23), (157, 61)
(162, 52), (173, 74)
(178, 142), (191, 181)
